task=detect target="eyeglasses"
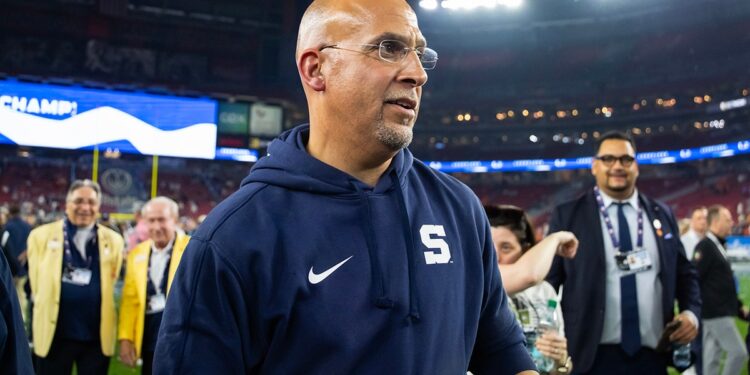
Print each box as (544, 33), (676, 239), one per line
(319, 39), (438, 70)
(595, 154), (636, 167)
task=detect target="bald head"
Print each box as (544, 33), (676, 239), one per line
(296, 0), (417, 59)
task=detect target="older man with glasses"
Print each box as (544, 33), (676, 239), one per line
(27, 180), (124, 375)
(153, 0), (536, 374)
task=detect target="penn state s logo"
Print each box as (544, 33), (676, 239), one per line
(420, 225), (451, 264)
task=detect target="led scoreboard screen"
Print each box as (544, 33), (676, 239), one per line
(0, 80), (218, 159)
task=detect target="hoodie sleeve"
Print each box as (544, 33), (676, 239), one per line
(468, 215), (536, 374)
(153, 237), (263, 374)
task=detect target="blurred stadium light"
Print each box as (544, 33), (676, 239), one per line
(420, 0), (524, 11)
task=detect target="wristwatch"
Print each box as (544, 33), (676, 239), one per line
(556, 356), (573, 374)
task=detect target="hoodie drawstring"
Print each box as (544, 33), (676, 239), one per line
(390, 172), (421, 324)
(352, 182), (394, 309)
(351, 174), (421, 323)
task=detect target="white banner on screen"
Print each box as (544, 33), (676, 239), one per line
(0, 106), (217, 159)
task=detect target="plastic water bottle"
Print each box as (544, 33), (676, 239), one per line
(673, 343), (691, 369)
(535, 299), (559, 373)
(524, 330), (543, 369)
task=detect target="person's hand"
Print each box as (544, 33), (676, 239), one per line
(741, 305), (749, 320)
(119, 339), (137, 367)
(669, 312), (698, 344)
(535, 331), (568, 364)
(552, 231), (578, 259)
(17, 251), (27, 266)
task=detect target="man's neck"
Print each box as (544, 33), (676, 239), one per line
(709, 229), (725, 241)
(153, 236), (175, 252)
(76, 223), (95, 231)
(307, 124), (396, 187)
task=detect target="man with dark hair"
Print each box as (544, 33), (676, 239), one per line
(27, 179), (124, 375)
(546, 131), (701, 373)
(2, 205), (32, 324)
(153, 0), (536, 374)
(693, 205), (748, 375)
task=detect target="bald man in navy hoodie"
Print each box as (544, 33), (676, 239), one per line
(154, 1), (536, 374)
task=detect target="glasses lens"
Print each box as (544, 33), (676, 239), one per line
(421, 48), (438, 70)
(379, 40), (406, 63)
(379, 40), (438, 70)
(599, 156), (616, 166)
(598, 155), (635, 166)
(620, 156), (635, 166)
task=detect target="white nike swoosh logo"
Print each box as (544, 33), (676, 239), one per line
(308, 256), (353, 285)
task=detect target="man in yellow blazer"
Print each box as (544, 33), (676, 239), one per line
(118, 196), (189, 374)
(27, 179), (124, 375)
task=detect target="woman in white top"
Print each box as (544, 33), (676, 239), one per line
(484, 204), (578, 374)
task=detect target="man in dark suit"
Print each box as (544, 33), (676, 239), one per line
(2, 205), (32, 326)
(693, 205), (748, 375)
(546, 131), (701, 374)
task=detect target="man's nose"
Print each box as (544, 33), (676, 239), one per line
(398, 51), (428, 88)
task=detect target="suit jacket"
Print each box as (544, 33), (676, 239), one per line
(27, 220), (124, 357)
(693, 234), (739, 319)
(545, 189), (701, 373)
(118, 232), (190, 357)
(2, 217), (31, 277)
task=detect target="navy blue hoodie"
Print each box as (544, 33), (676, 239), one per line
(154, 125), (534, 374)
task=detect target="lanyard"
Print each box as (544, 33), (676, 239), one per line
(594, 187), (643, 251)
(62, 220), (95, 269)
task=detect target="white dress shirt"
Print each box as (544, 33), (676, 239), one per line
(73, 224), (95, 259)
(149, 238), (174, 294)
(680, 229), (703, 261)
(597, 189), (664, 348)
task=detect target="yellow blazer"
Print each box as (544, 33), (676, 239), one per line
(118, 232), (190, 357)
(27, 220), (124, 357)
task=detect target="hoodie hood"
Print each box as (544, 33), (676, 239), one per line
(241, 124), (413, 195)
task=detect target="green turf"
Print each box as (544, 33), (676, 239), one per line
(108, 358), (139, 374)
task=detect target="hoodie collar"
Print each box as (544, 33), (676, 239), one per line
(242, 124), (413, 195)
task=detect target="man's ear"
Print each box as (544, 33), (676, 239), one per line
(298, 50), (326, 92)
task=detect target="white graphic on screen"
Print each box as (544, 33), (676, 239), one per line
(0, 106), (217, 159)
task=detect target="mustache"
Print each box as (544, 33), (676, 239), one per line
(384, 91), (418, 102)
